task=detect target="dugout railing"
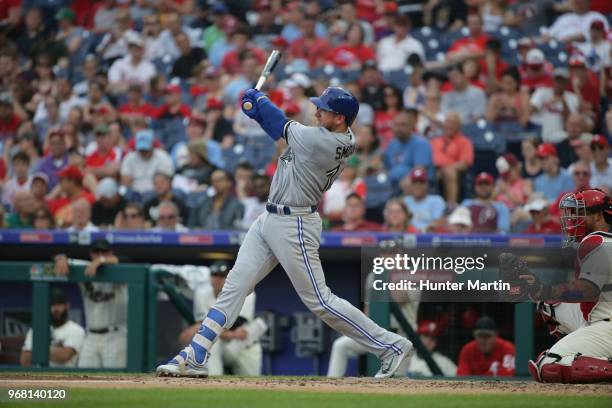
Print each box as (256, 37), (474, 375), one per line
(0, 262), (152, 372)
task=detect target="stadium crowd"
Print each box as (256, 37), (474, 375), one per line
(0, 0), (611, 234)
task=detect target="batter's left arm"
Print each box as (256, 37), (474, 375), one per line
(241, 89), (288, 141)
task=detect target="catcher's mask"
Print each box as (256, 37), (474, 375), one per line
(559, 189), (610, 247)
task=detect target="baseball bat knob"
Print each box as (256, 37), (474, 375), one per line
(243, 101), (253, 110)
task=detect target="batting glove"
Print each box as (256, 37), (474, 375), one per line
(241, 89), (267, 119)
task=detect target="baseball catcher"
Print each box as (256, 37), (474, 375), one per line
(519, 188), (612, 383)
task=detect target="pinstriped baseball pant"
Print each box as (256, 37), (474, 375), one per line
(200, 211), (406, 359)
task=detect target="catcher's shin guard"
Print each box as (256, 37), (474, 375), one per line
(562, 355), (612, 383)
(530, 351), (612, 383)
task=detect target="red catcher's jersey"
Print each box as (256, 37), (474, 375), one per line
(576, 231), (612, 322)
(456, 338), (515, 377)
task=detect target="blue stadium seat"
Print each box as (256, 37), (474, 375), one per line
(493, 121), (541, 143)
(221, 144), (250, 173)
(340, 69), (362, 84)
(186, 191), (208, 210)
(539, 40), (568, 67)
(383, 69), (409, 91)
(363, 172), (393, 210)
(151, 117), (188, 151)
(441, 27), (470, 51)
(411, 26), (440, 45)
(462, 119), (506, 154)
(153, 55), (177, 78)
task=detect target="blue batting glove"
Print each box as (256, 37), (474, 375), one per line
(241, 96), (260, 119)
(241, 89), (266, 120)
(245, 88), (266, 101)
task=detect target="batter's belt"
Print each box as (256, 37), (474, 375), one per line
(266, 203), (317, 216)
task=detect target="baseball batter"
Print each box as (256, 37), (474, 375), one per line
(157, 87), (413, 378)
(525, 189), (612, 383)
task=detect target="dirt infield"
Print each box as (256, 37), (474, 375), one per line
(2, 375), (612, 396)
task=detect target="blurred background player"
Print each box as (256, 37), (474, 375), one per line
(53, 238), (127, 368)
(20, 288), (85, 367)
(406, 320), (456, 377)
(456, 316), (515, 377)
(179, 261), (263, 376)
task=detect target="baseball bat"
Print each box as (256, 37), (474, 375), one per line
(242, 50), (282, 110)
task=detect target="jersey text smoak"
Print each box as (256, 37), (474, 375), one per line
(268, 121), (356, 207)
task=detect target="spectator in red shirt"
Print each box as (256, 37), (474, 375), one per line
(383, 198), (419, 233)
(85, 124), (120, 180)
(374, 85), (403, 148)
(46, 165), (96, 228)
(523, 198), (562, 234)
(480, 38), (509, 93)
(153, 84), (192, 120)
(520, 49), (554, 93)
(119, 84), (156, 123)
(568, 55), (600, 117)
(333, 193), (382, 232)
(447, 14), (490, 63)
(220, 26), (266, 75)
(457, 316), (516, 377)
(0, 93), (21, 142)
(486, 68), (530, 126)
(431, 112), (475, 205)
(327, 23), (375, 70)
(288, 16), (332, 69)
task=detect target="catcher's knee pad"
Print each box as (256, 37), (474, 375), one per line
(530, 351), (612, 383)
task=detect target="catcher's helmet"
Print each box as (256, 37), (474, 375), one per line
(559, 188), (612, 246)
(309, 87), (359, 126)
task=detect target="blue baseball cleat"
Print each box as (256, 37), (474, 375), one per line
(156, 345), (209, 378)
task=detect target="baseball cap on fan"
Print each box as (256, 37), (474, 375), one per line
(97, 177), (119, 199)
(553, 67), (570, 80)
(536, 143), (558, 158)
(475, 172), (494, 185)
(524, 197), (549, 213)
(448, 206), (472, 227)
(135, 129), (154, 151)
(525, 49), (545, 67)
(590, 19), (605, 31)
(410, 168), (427, 183)
(417, 320), (440, 337)
(568, 55), (587, 69)
(495, 153), (519, 177)
(591, 134), (609, 149)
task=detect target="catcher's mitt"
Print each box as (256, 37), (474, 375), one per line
(498, 252), (540, 301)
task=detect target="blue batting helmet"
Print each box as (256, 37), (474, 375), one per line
(309, 87), (359, 126)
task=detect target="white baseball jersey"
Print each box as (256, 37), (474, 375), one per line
(269, 121), (355, 207)
(79, 282), (128, 330)
(407, 351), (457, 377)
(194, 286), (261, 376)
(194, 287), (256, 323)
(66, 259), (128, 330)
(22, 320), (85, 367)
(576, 231), (612, 323)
